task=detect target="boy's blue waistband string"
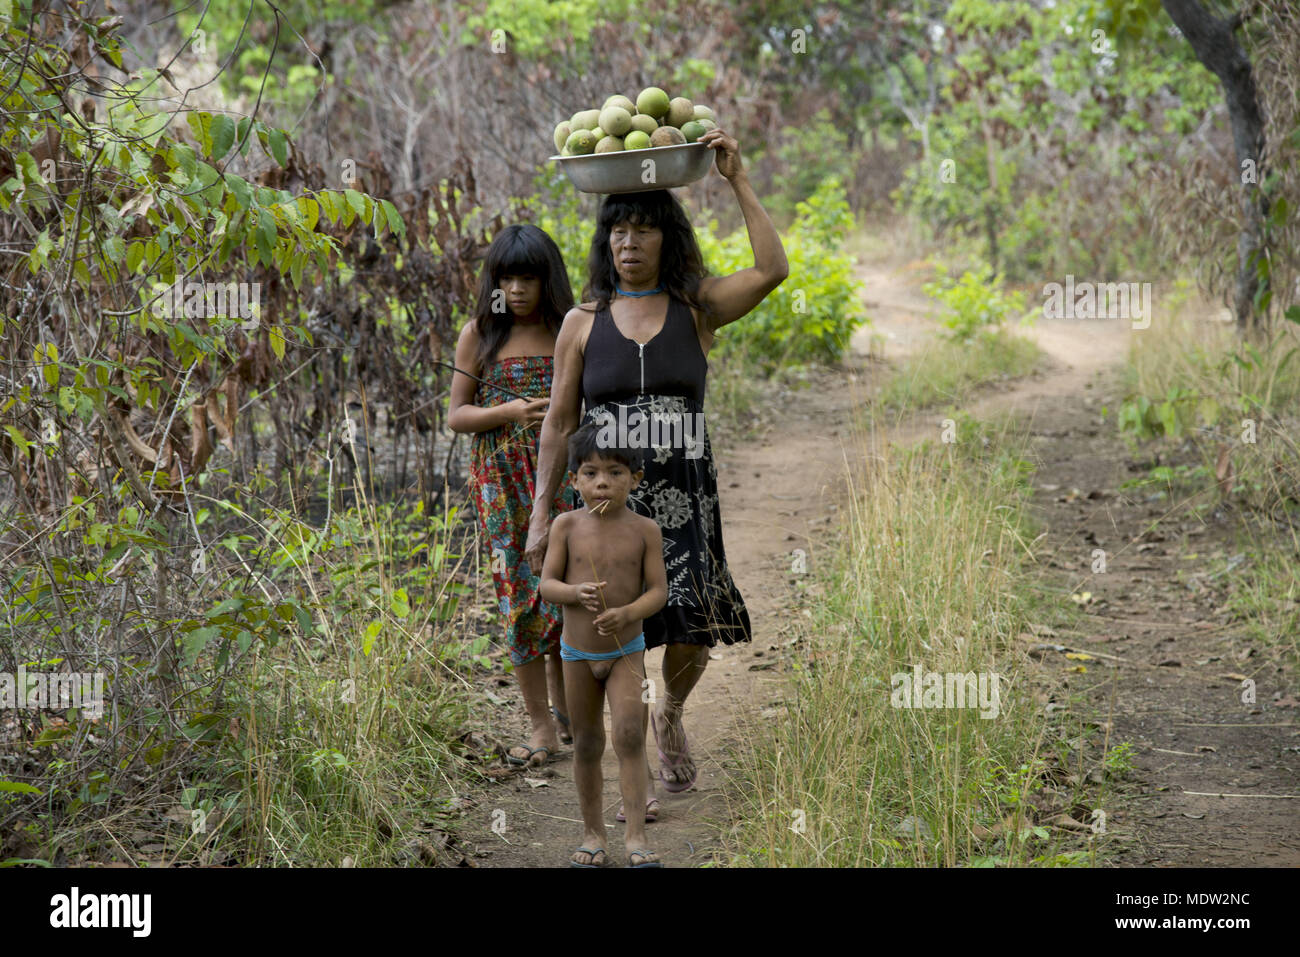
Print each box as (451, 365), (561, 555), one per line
(560, 634), (646, 661)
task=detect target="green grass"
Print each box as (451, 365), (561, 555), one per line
(723, 409), (1116, 866)
(878, 328), (1043, 411)
(1223, 545), (1300, 668)
(209, 478), (480, 866)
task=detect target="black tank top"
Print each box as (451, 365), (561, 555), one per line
(582, 296), (708, 406)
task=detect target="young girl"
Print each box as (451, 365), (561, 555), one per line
(448, 224), (578, 768)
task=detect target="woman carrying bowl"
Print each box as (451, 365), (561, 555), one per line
(524, 129), (788, 794)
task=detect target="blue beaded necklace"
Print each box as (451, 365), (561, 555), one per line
(616, 285), (663, 297)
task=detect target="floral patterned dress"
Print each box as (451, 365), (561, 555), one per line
(468, 355), (576, 666)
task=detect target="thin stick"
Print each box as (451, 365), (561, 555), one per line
(435, 360), (533, 401)
(588, 499), (610, 514)
(587, 556), (608, 613)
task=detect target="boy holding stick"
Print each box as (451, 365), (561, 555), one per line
(540, 422), (667, 867)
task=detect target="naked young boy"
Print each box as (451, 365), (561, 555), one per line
(539, 422), (668, 868)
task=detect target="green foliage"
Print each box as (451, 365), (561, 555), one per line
(1103, 740), (1136, 776)
(174, 1), (389, 109)
(463, 0), (639, 58)
(922, 262), (1027, 341)
(764, 109), (855, 224)
(894, 0), (1219, 279)
(522, 168), (596, 297)
(1116, 387), (1199, 441)
(699, 177), (865, 370)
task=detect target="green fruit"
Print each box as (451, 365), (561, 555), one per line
(570, 109), (601, 131)
(624, 130), (651, 150)
(636, 86), (670, 119)
(565, 129), (597, 155)
(553, 121), (571, 153)
(680, 120), (707, 143)
(598, 106), (632, 137)
(695, 118), (717, 134)
(692, 105), (715, 122)
(595, 135), (625, 153)
(603, 94), (636, 115)
(649, 126), (685, 147)
(666, 97), (694, 129)
(629, 114), (658, 135)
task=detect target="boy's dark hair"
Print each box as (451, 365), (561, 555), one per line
(568, 420), (644, 474)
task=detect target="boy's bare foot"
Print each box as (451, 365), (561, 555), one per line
(570, 846), (607, 867)
(653, 706), (697, 791)
(627, 848), (662, 868)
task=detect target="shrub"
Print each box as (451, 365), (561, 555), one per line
(699, 176), (866, 371)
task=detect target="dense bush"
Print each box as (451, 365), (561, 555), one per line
(699, 177), (865, 371)
(922, 262), (1028, 342)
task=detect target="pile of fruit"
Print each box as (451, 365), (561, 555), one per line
(553, 87), (717, 155)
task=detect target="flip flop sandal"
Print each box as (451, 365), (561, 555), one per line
(570, 846), (607, 868)
(551, 706), (573, 745)
(505, 745), (552, 768)
(652, 712), (697, 793)
(627, 849), (662, 868)
(617, 798), (661, 823)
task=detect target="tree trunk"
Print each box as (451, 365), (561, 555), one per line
(1161, 0), (1270, 335)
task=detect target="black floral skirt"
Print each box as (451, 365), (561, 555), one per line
(583, 393), (752, 648)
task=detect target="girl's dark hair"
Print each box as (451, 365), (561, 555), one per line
(582, 190), (714, 321)
(473, 224), (574, 367)
(567, 420), (644, 474)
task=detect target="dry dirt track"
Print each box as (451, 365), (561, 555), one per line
(456, 258), (1299, 867)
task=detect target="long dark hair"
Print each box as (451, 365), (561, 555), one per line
(472, 224), (574, 367)
(583, 191), (714, 320)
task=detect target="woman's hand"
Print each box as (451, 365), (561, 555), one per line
(700, 128), (744, 181)
(575, 580), (609, 614)
(524, 519), (549, 575)
(504, 397), (549, 427)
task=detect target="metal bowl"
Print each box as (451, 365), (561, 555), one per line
(548, 142), (714, 194)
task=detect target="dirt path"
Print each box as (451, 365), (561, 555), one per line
(1019, 368), (1300, 866)
(457, 257), (1298, 867)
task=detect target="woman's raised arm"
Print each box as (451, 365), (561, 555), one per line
(695, 128), (789, 332)
(524, 306), (588, 573)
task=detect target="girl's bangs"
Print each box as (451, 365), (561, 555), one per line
(491, 231), (549, 279)
(495, 249), (546, 279)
